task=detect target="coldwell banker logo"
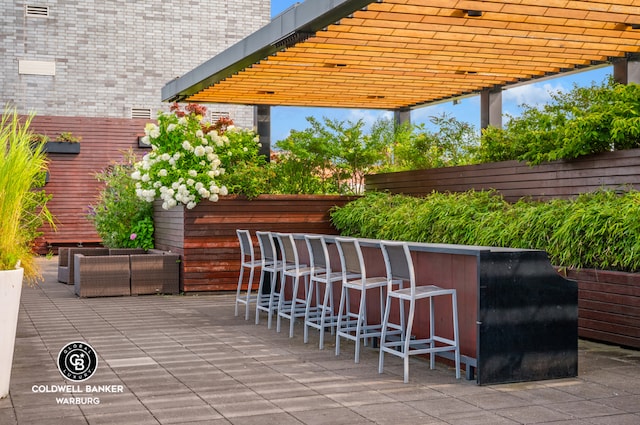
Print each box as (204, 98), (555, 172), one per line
(31, 341), (124, 405)
(57, 341), (98, 382)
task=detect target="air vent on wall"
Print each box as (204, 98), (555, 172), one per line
(25, 5), (49, 18)
(210, 111), (230, 123)
(130, 108), (152, 119)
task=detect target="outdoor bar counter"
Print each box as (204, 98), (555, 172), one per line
(311, 236), (578, 385)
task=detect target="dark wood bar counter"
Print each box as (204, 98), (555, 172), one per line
(315, 236), (579, 385)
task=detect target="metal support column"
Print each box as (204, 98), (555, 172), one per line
(480, 88), (502, 129)
(254, 105), (271, 161)
(394, 107), (411, 126)
(613, 55), (640, 84)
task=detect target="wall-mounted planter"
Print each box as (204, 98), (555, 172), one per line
(137, 136), (151, 149)
(44, 142), (80, 154)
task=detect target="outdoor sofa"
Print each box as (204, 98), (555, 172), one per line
(59, 247), (181, 298)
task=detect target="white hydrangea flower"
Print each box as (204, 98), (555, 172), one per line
(145, 123), (160, 138)
(188, 169), (197, 177)
(158, 169), (168, 177)
(194, 145), (206, 157)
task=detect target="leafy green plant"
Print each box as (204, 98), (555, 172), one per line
(272, 116), (387, 195)
(386, 114), (479, 170)
(477, 79), (640, 165)
(89, 150), (154, 249)
(0, 107), (55, 281)
(331, 189), (640, 272)
(216, 126), (268, 198)
(271, 120), (340, 194)
(55, 131), (81, 143)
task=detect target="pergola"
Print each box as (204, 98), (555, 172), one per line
(162, 0), (640, 135)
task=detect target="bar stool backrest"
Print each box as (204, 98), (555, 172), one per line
(237, 229), (255, 264)
(380, 241), (416, 295)
(335, 237), (366, 278)
(305, 235), (330, 271)
(256, 231), (276, 264)
(275, 233), (301, 268)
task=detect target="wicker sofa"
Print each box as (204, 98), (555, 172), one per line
(74, 254), (132, 298)
(58, 247), (110, 284)
(64, 248), (180, 298)
(130, 251), (181, 295)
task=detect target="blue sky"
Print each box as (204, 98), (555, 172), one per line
(269, 0), (613, 142)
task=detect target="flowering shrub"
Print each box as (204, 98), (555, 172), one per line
(132, 104), (263, 209)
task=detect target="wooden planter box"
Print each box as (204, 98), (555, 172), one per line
(558, 268), (640, 349)
(153, 194), (356, 293)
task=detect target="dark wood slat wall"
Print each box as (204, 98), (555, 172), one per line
(562, 269), (640, 349)
(366, 149), (640, 202)
(153, 196), (356, 293)
(29, 116), (152, 253)
(367, 149), (640, 350)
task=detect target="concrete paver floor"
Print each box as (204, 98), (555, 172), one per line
(1, 258), (639, 424)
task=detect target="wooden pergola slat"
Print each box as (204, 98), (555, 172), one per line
(162, 0), (640, 109)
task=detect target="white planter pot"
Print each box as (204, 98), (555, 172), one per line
(0, 268), (23, 399)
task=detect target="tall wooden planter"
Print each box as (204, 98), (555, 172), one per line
(153, 195), (356, 293)
(558, 268), (640, 349)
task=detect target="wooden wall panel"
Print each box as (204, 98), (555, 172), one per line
(561, 268), (640, 349)
(366, 149), (640, 202)
(153, 195), (356, 292)
(29, 115), (153, 254)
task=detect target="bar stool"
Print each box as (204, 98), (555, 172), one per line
(303, 235), (346, 349)
(255, 231), (282, 329)
(234, 229), (262, 320)
(334, 237), (395, 363)
(275, 233), (313, 338)
(379, 241), (460, 383)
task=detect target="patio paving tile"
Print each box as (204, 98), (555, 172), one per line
(3, 257), (640, 424)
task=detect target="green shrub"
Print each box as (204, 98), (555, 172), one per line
(216, 126), (269, 198)
(331, 189), (640, 272)
(89, 150), (154, 249)
(477, 79), (640, 165)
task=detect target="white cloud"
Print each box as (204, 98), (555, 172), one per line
(503, 81), (568, 109)
(346, 109), (393, 131)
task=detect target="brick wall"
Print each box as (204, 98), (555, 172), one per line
(2, 0), (268, 127)
(3, 1), (269, 250)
